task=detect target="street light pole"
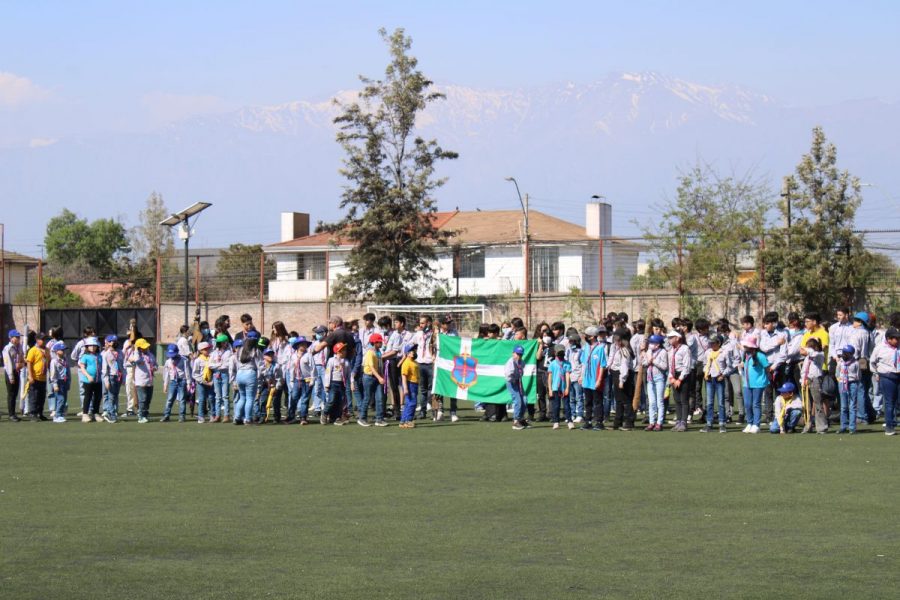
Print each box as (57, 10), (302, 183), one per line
(591, 194), (606, 315)
(505, 177), (530, 328)
(161, 202), (212, 329)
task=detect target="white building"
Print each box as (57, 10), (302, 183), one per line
(1, 250), (43, 304)
(264, 203), (642, 301)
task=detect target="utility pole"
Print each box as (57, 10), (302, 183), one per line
(781, 177), (793, 251)
(505, 177), (530, 327)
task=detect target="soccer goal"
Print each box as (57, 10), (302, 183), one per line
(366, 304), (486, 336)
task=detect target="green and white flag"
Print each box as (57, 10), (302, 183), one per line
(433, 334), (537, 404)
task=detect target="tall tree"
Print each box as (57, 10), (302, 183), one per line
(321, 27), (458, 304)
(45, 209), (130, 279)
(215, 244), (275, 299)
(640, 163), (768, 317)
(131, 191), (174, 261)
(762, 126), (871, 314)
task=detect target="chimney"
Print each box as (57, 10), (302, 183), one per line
(280, 212), (310, 242)
(585, 202), (611, 239)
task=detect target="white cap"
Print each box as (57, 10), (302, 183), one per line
(197, 341), (210, 351)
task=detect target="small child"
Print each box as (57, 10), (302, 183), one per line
(322, 342), (350, 425)
(799, 337), (827, 433)
(836, 344), (860, 434)
(740, 336), (769, 434)
(77, 337), (103, 423)
(257, 348), (284, 423)
(359, 332), (387, 427)
(161, 344), (188, 422)
(547, 348), (572, 430)
(506, 345), (528, 430)
(399, 343), (420, 429)
(192, 341), (214, 423)
(286, 336), (312, 424)
(702, 334), (733, 433)
(48, 341), (70, 423)
(770, 382), (803, 434)
(101, 335), (123, 423)
(642, 334), (668, 431)
(130, 338), (156, 423)
(612, 330), (635, 431)
(566, 334), (584, 423)
(208, 334), (233, 423)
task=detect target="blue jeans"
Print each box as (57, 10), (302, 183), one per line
(839, 381), (859, 431)
(196, 383), (213, 418)
(325, 381), (346, 420)
(508, 382), (526, 421)
(770, 408), (802, 433)
(137, 385), (153, 418)
(351, 369), (363, 414)
(401, 382), (419, 423)
(705, 379), (726, 425)
(743, 386), (764, 426)
(51, 386), (68, 417)
(571, 381), (584, 418)
(235, 369), (257, 422)
(213, 371), (230, 417)
(647, 376), (666, 425)
(857, 370), (873, 423)
(103, 379), (120, 419)
(880, 374), (899, 430)
(312, 364), (326, 412)
(361, 374), (384, 422)
(164, 379), (187, 417)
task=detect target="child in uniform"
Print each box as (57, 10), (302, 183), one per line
(48, 341), (70, 423)
(78, 337), (103, 423)
(642, 334), (668, 431)
(101, 335), (123, 423)
(162, 344), (189, 422)
(770, 382), (803, 434)
(507, 345), (528, 430)
(799, 337), (827, 434)
(322, 342), (350, 425)
(209, 334), (233, 423)
(547, 347), (572, 430)
(702, 334), (733, 433)
(192, 341), (214, 423)
(836, 344), (860, 434)
(399, 343), (420, 429)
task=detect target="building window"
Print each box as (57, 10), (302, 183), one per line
(530, 247), (558, 293)
(297, 253), (326, 280)
(458, 248), (485, 278)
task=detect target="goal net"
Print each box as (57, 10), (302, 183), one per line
(366, 304), (487, 337)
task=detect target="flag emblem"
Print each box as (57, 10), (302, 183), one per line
(450, 354), (478, 389)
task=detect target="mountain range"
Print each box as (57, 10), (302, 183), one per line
(2, 71), (897, 251)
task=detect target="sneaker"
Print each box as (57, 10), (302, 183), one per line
(197, 417), (205, 424)
(750, 425), (760, 434)
(103, 414), (114, 424)
(233, 419), (243, 425)
(552, 422), (560, 430)
(700, 425), (711, 433)
(567, 421), (575, 430)
(621, 425), (633, 431)
(435, 410), (443, 421)
(512, 421), (525, 431)
(719, 424), (727, 433)
(357, 419), (370, 427)
(653, 423), (662, 431)
(178, 416), (186, 423)
(138, 417), (148, 424)
(299, 419), (308, 426)
(374, 420), (388, 427)
(77, 411), (84, 417)
(644, 424), (654, 431)
(591, 424), (604, 431)
(210, 416), (220, 423)
(53, 416), (66, 423)
(741, 425), (751, 433)
(160, 415), (170, 422)
(837, 428), (848, 434)
(333, 419), (345, 426)
(574, 416), (583, 423)
(886, 428), (896, 436)
(692, 408), (702, 417)
(81, 414), (91, 423)
(450, 414), (459, 423)
(319, 414), (327, 425)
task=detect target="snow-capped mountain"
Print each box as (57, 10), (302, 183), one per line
(1, 71), (896, 248)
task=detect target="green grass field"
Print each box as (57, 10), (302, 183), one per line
(2, 393), (899, 599)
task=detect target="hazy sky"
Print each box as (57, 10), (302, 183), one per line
(3, 0), (898, 143)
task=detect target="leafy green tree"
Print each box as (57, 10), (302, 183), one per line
(14, 276), (84, 308)
(762, 126), (870, 314)
(131, 191), (174, 261)
(44, 209), (130, 279)
(640, 163), (768, 317)
(321, 27), (458, 304)
(215, 243), (275, 298)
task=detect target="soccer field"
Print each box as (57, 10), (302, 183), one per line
(2, 401), (898, 599)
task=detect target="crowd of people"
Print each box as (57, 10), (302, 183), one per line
(2, 308), (899, 435)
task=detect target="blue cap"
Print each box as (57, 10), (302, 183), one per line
(853, 311), (869, 323)
(233, 339), (244, 348)
(648, 334), (665, 344)
(8, 329), (21, 339)
(263, 348), (275, 356)
(777, 382), (796, 394)
(513, 345), (525, 355)
(105, 334), (118, 343)
(403, 343), (416, 354)
(246, 330), (260, 340)
(51, 341), (67, 352)
(166, 343), (179, 357)
(85, 337), (100, 347)
(313, 325), (327, 334)
(292, 335), (309, 347)
(841, 344), (856, 355)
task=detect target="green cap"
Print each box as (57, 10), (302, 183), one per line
(215, 333), (230, 344)
(258, 336), (270, 348)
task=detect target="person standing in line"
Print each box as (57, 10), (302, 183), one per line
(580, 326), (608, 431)
(209, 334), (233, 423)
(130, 338), (157, 424)
(122, 331), (140, 418)
(758, 312), (787, 425)
(70, 326), (94, 418)
(322, 342), (350, 426)
(286, 336), (312, 424)
(3, 329), (24, 421)
(399, 344), (420, 429)
(77, 337), (103, 423)
(48, 341), (70, 423)
(701, 334), (732, 433)
(359, 333), (387, 427)
(836, 344), (860, 434)
(101, 335), (123, 423)
(642, 334), (668, 431)
(161, 344), (189, 422)
(849, 311), (875, 425)
(799, 337), (828, 434)
(411, 315), (436, 420)
(666, 330), (691, 432)
(547, 347), (572, 430)
(192, 341), (214, 424)
(25, 333), (50, 421)
(740, 335), (769, 434)
(566, 332), (584, 424)
(611, 329), (635, 431)
(507, 345), (528, 430)
(828, 307), (853, 374)
(870, 327), (899, 435)
(233, 331), (261, 426)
